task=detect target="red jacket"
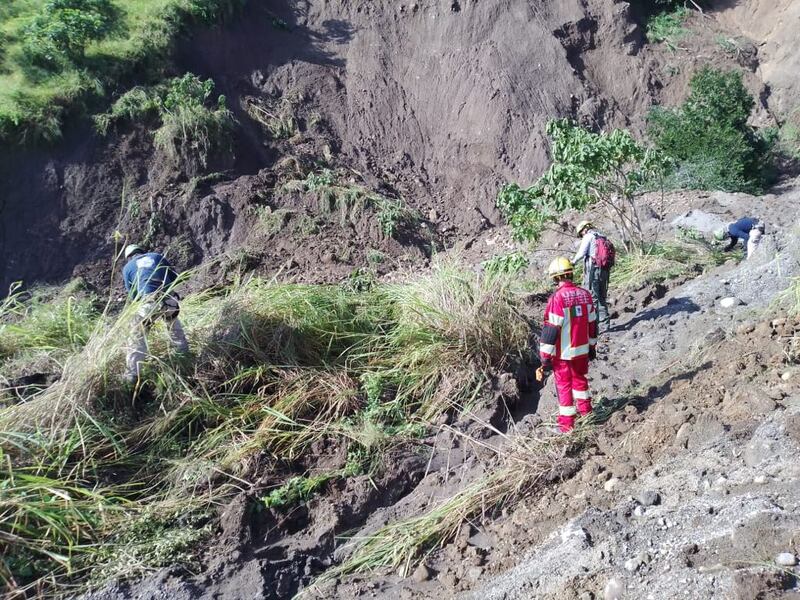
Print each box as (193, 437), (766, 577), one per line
(539, 281), (597, 364)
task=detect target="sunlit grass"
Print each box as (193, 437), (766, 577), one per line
(0, 262), (531, 595)
(0, 0), (245, 142)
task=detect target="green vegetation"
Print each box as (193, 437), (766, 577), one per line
(0, 0), (246, 143)
(262, 474), (333, 509)
(0, 280), (98, 362)
(366, 249), (386, 265)
(0, 280), (100, 408)
(778, 276), (800, 316)
(281, 169), (418, 238)
(22, 0), (119, 70)
(646, 5), (689, 51)
(0, 262), (530, 595)
(777, 109), (800, 160)
(482, 251), (530, 277)
(610, 238), (731, 291)
(497, 119), (666, 251)
(96, 73), (236, 168)
(648, 67), (775, 193)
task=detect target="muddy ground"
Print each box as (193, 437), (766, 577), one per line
(81, 175), (800, 600)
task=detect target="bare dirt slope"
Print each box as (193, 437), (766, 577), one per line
(2, 0), (785, 295)
(713, 0), (800, 118)
(183, 0), (654, 229)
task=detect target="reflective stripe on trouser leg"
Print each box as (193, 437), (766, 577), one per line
(168, 317), (189, 353)
(553, 358), (576, 432)
(570, 355), (592, 416)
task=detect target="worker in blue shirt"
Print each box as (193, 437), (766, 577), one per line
(122, 244), (189, 384)
(713, 217), (765, 259)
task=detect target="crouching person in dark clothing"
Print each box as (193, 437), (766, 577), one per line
(714, 217), (765, 259)
(122, 244), (189, 384)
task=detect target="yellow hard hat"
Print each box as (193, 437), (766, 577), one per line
(576, 220), (593, 236)
(547, 256), (573, 279)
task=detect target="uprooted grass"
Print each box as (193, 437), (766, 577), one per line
(309, 370), (655, 592)
(280, 169), (419, 238)
(310, 405), (606, 589)
(0, 262), (530, 596)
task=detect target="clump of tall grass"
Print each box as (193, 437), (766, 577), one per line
(0, 424), (133, 595)
(0, 263), (531, 595)
(610, 239), (730, 291)
(97, 73), (236, 169)
(0, 281), (100, 363)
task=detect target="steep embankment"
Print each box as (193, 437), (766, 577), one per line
(0, 0), (721, 292)
(3, 1), (800, 598)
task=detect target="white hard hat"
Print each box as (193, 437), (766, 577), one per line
(124, 244), (144, 259)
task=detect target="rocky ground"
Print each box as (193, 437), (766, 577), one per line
(320, 179), (800, 600)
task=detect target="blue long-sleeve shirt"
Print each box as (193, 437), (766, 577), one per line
(122, 252), (178, 299)
(725, 217), (758, 251)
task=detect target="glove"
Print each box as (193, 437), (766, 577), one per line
(536, 362), (552, 382)
(589, 347), (597, 361)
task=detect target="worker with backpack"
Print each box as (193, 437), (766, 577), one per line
(571, 220), (614, 333)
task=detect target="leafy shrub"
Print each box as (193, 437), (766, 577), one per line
(153, 74), (235, 167)
(94, 87), (161, 135)
(262, 475), (332, 509)
(482, 251), (530, 277)
(646, 6), (689, 50)
(22, 0), (118, 70)
(497, 119), (666, 250)
(647, 67), (774, 193)
(375, 198), (416, 238)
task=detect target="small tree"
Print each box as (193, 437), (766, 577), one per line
(497, 119), (666, 251)
(22, 0), (117, 70)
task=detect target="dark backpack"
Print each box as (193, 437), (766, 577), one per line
(593, 234), (615, 269)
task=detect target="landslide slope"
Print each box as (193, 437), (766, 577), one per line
(1, 0), (662, 292)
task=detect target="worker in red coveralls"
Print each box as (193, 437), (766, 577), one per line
(536, 257), (598, 432)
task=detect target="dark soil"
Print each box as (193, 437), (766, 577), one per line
(1, 0), (780, 296)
